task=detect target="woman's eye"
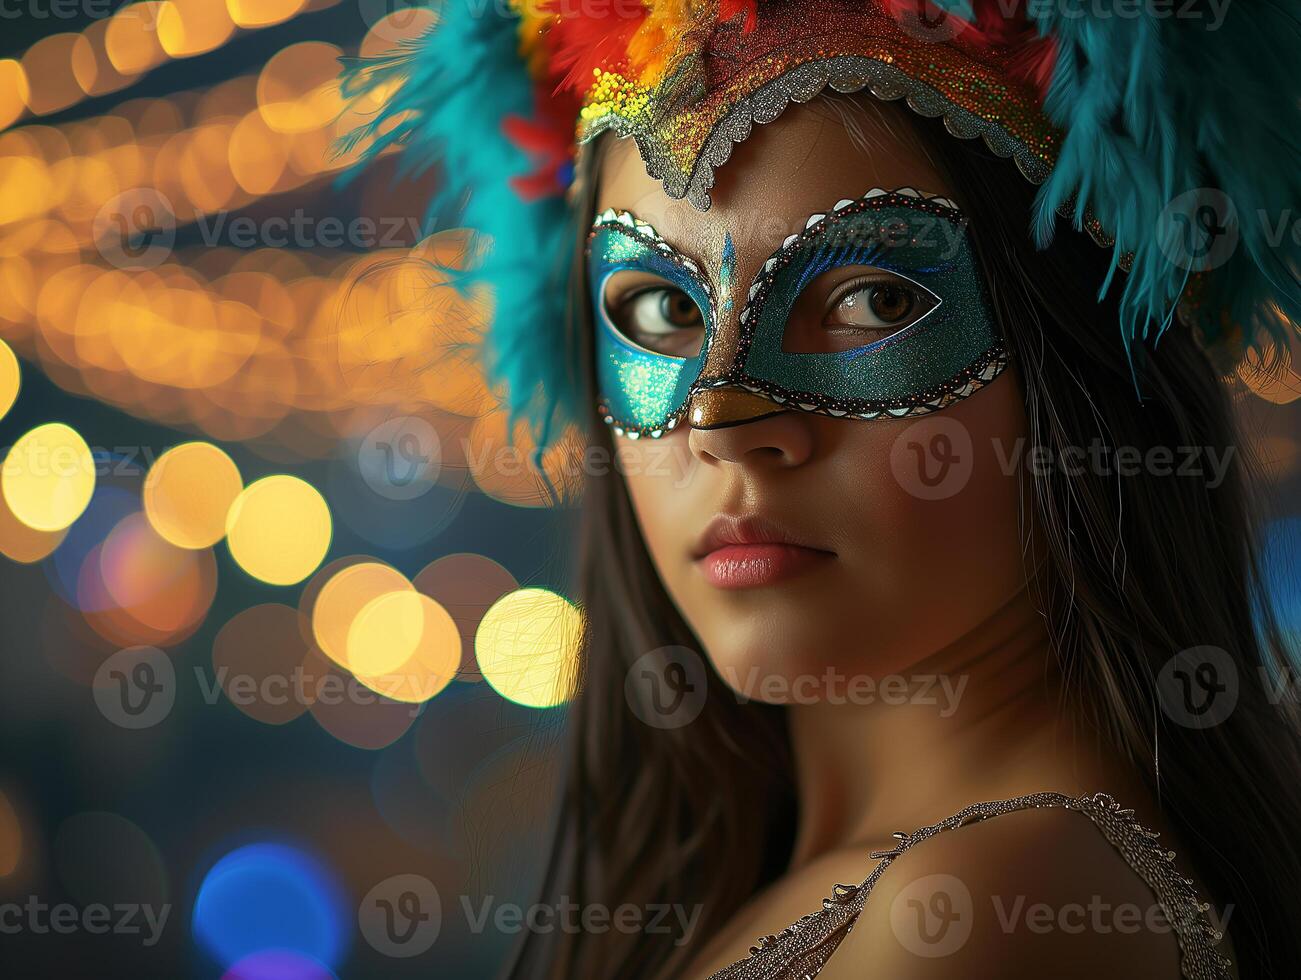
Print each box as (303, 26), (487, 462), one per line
(609, 286), (705, 357)
(826, 279), (936, 332)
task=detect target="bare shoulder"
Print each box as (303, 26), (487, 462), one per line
(817, 802), (1189, 980)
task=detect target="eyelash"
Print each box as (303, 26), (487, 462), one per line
(825, 274), (909, 323)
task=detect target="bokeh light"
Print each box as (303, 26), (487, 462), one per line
(0, 489), (66, 564)
(88, 512), (217, 646)
(413, 553), (519, 683)
(475, 588), (582, 709)
(225, 475), (331, 586)
(0, 339), (19, 420)
(222, 950), (337, 980)
(1, 422), (96, 532)
(0, 59), (29, 130)
(304, 647), (418, 750)
(194, 843), (348, 973)
(308, 560), (411, 670)
(348, 591), (460, 703)
(212, 604), (311, 726)
(43, 485), (136, 609)
(144, 441), (243, 549)
(228, 0), (310, 30)
(157, 0), (237, 60)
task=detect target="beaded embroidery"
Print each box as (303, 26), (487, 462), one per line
(706, 791), (1232, 980)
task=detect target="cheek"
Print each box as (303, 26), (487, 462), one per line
(825, 372), (1031, 660)
(614, 433), (699, 570)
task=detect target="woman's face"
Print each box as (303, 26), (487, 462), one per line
(592, 104), (1032, 701)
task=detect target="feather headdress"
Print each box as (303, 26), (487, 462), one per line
(340, 0), (1299, 445)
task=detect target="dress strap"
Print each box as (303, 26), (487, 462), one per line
(707, 791), (1231, 980)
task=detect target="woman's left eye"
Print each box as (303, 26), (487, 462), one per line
(826, 278), (937, 331)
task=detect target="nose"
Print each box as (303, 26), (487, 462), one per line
(686, 386), (814, 467)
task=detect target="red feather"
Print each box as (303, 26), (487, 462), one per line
(542, 0), (647, 94)
(502, 82), (584, 201)
(719, 0), (758, 33)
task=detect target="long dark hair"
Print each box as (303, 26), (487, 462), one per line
(507, 96), (1301, 979)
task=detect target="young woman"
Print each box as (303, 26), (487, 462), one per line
(344, 2), (1301, 977)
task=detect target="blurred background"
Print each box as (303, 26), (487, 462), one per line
(0, 2), (584, 977)
(0, 2), (1297, 978)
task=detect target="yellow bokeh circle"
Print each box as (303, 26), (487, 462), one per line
(143, 441), (243, 549)
(225, 475), (330, 585)
(1, 422), (95, 532)
(0, 340), (19, 420)
(311, 560), (412, 669)
(349, 591), (461, 704)
(475, 588), (582, 709)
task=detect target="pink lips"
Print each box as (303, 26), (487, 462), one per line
(692, 515), (834, 589)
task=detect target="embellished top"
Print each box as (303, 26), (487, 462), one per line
(707, 791), (1232, 980)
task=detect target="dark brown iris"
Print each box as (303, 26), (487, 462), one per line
(867, 283), (914, 323)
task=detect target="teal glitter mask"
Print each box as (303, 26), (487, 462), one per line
(588, 189), (1009, 438)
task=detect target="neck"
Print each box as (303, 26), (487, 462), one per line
(785, 587), (1146, 867)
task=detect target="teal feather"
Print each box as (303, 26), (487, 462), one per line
(1027, 2), (1300, 363)
(337, 0), (580, 448)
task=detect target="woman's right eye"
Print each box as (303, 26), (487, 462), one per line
(607, 286), (705, 357)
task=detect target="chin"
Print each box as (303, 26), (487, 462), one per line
(684, 597), (913, 707)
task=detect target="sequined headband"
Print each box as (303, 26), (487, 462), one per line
(567, 1), (1057, 210)
(340, 0), (1300, 449)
